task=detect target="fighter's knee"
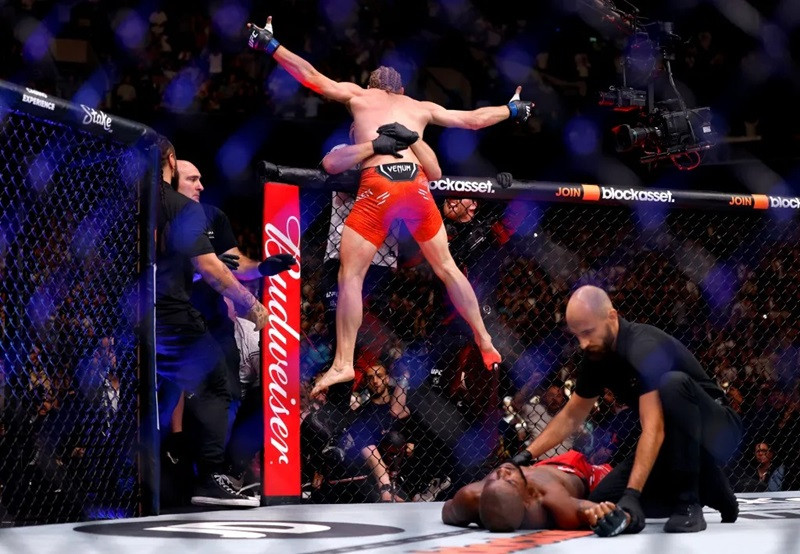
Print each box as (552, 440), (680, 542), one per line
(658, 371), (691, 394)
(431, 259), (460, 281)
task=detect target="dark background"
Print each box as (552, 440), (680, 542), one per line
(2, 0), (799, 231)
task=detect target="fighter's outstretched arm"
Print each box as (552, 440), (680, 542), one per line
(247, 17), (363, 103)
(422, 86), (533, 130)
(442, 481), (483, 527)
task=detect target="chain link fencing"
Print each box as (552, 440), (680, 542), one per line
(0, 84), (157, 525)
(296, 185), (800, 505)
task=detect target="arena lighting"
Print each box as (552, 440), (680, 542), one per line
(587, 0), (716, 170)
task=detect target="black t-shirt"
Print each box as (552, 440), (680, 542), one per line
(156, 183), (215, 325)
(574, 317), (724, 410)
(190, 204), (238, 334)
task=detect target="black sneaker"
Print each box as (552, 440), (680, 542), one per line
(700, 460), (738, 523)
(191, 473), (260, 508)
(664, 504), (707, 533)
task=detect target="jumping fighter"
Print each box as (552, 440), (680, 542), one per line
(246, 16), (533, 397)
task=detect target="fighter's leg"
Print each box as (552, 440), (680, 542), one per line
(416, 224), (500, 370)
(311, 225), (378, 397)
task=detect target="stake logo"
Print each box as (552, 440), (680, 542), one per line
(80, 105), (113, 132)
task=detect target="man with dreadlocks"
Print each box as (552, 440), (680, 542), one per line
(247, 17), (533, 398)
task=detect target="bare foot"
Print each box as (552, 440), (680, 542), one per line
(479, 344), (502, 371)
(310, 365), (355, 398)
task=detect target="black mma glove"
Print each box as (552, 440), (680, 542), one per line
(247, 16), (280, 55)
(507, 86), (534, 124)
(258, 253), (297, 277)
(257, 160), (281, 183)
(616, 488), (646, 534)
(376, 122), (419, 146)
(592, 506), (630, 537)
(372, 134), (407, 158)
(510, 450), (536, 466)
(218, 253), (240, 271)
(496, 172), (513, 188)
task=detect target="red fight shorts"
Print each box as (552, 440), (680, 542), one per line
(344, 163), (443, 248)
(534, 450), (612, 493)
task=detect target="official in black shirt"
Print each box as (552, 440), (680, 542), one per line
(156, 178), (236, 504)
(512, 285), (741, 534)
(156, 140), (270, 507)
(175, 159), (295, 479)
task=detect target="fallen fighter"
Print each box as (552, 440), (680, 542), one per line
(442, 450), (629, 536)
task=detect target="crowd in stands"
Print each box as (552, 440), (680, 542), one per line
(0, 0), (780, 144)
(298, 196), (800, 502)
(2, 0), (799, 513)
(0, 202), (136, 522)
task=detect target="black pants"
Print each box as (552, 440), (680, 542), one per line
(589, 371), (742, 512)
(226, 384), (264, 476)
(156, 319), (230, 478)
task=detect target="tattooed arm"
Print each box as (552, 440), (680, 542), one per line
(192, 252), (269, 330)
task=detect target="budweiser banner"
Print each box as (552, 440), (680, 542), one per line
(261, 183), (302, 497)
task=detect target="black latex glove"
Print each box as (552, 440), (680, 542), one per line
(372, 134), (407, 158)
(376, 122), (419, 146)
(616, 488), (646, 534)
(218, 253), (240, 270)
(258, 253), (297, 276)
(496, 172), (513, 188)
(510, 450), (536, 466)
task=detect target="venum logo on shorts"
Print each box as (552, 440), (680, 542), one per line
(74, 520), (405, 539)
(80, 104), (113, 133)
(429, 178), (495, 194)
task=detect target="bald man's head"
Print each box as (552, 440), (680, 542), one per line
(479, 479), (526, 532)
(176, 160), (203, 202)
(566, 285), (619, 359)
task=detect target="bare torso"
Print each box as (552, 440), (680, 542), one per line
(526, 464), (587, 499)
(348, 89), (432, 167)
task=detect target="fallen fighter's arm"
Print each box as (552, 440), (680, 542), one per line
(540, 484), (601, 529)
(542, 486), (631, 536)
(442, 481), (483, 527)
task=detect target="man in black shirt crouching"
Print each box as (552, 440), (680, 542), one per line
(512, 285), (741, 534)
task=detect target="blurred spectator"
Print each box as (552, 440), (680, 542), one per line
(507, 382), (575, 459)
(736, 442), (785, 492)
(344, 360), (411, 502)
